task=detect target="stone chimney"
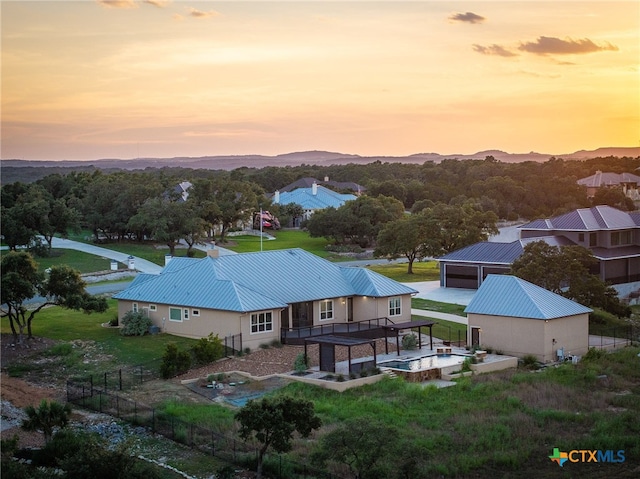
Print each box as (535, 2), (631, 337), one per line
(312, 182), (318, 196)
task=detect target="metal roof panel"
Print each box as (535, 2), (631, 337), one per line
(464, 275), (592, 320)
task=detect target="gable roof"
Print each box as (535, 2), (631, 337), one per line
(464, 274), (592, 320)
(114, 248), (417, 312)
(276, 185), (357, 210)
(519, 205), (640, 231)
(578, 172), (640, 188)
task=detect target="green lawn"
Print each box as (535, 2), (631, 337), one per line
(411, 315), (467, 343)
(412, 297), (467, 316)
(1, 300), (197, 367)
(30, 249), (123, 274)
(221, 230), (333, 257)
(368, 260), (440, 282)
(88, 242), (206, 265)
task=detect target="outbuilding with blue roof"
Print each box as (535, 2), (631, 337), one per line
(464, 275), (592, 363)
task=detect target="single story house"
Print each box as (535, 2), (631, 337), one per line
(465, 275), (592, 363)
(273, 183), (357, 221)
(113, 248), (417, 351)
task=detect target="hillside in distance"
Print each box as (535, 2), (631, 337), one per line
(2, 147), (638, 184)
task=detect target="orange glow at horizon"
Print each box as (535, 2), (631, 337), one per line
(1, 1), (638, 161)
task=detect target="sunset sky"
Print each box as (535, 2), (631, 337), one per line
(2, 1), (638, 161)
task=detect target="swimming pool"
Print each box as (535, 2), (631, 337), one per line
(379, 353), (470, 382)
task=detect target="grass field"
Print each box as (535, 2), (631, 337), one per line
(31, 249), (123, 274)
(367, 260), (440, 282)
(1, 300), (197, 372)
(221, 230), (333, 258)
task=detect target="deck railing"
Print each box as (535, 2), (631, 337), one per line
(281, 317), (394, 344)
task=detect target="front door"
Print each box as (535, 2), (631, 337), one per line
(291, 301), (314, 329)
(347, 297), (353, 322)
(471, 327), (481, 348)
(280, 307), (290, 330)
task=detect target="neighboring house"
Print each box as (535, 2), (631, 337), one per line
(170, 181), (193, 202)
(465, 275), (592, 363)
(113, 248), (417, 351)
(439, 205), (640, 289)
(278, 177), (365, 195)
(577, 171), (640, 201)
(273, 183), (357, 221)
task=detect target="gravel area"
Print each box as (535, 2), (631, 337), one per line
(175, 339), (397, 381)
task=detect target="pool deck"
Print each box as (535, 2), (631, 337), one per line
(294, 339), (516, 390)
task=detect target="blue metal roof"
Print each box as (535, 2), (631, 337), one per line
(520, 206), (638, 231)
(114, 248), (416, 312)
(464, 275), (592, 320)
(340, 267), (418, 297)
(276, 185), (356, 210)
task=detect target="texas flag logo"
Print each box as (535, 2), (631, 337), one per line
(549, 448), (568, 467)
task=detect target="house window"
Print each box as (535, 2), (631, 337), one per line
(251, 312), (273, 334)
(621, 230), (632, 245)
(611, 232), (620, 246)
(169, 307), (182, 322)
(183, 309), (189, 320)
(149, 304), (157, 312)
(192, 309), (200, 317)
(589, 233), (597, 247)
(578, 233), (584, 243)
(132, 303), (138, 313)
(320, 300), (334, 320)
(389, 297), (401, 316)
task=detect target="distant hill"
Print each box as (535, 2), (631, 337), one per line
(2, 147), (638, 184)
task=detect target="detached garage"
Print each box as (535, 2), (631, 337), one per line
(464, 275), (592, 363)
(439, 241), (523, 289)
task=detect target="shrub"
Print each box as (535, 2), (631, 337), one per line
(360, 369), (369, 378)
(160, 343), (192, 379)
(108, 315), (118, 327)
(336, 374), (345, 382)
(401, 333), (418, 350)
(191, 333), (224, 365)
(293, 353), (309, 374)
(521, 354), (539, 369)
(583, 347), (607, 362)
(119, 310), (152, 336)
(461, 358), (472, 373)
(270, 339), (283, 348)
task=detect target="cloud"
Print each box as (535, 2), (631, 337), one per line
(188, 7), (220, 19)
(472, 44), (517, 57)
(143, 0), (169, 7)
(449, 12), (485, 24)
(97, 0), (137, 8)
(518, 36), (619, 55)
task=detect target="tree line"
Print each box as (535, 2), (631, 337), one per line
(2, 156), (637, 255)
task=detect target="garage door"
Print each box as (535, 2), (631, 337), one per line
(445, 264), (479, 289)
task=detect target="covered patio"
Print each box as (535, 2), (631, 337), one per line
(304, 335), (378, 374)
(382, 319), (437, 356)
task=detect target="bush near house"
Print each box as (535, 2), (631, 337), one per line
(119, 310), (153, 336)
